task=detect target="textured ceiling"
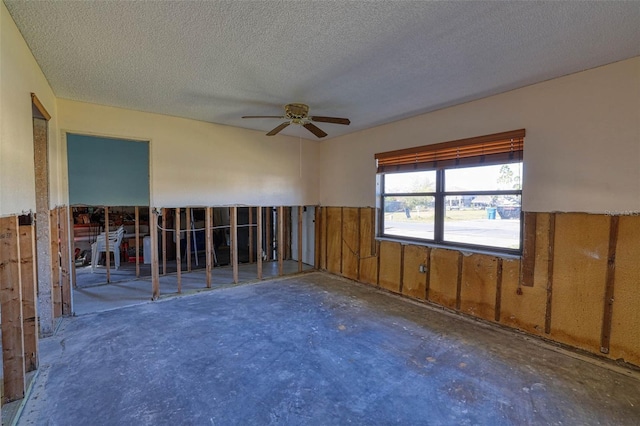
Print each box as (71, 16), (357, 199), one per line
(5, 1), (640, 140)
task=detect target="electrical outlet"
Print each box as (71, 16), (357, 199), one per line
(419, 264), (427, 274)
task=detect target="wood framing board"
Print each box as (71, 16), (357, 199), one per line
(521, 212), (537, 287)
(185, 207), (191, 272)
(378, 241), (402, 293)
(459, 253), (498, 322)
(298, 206), (303, 272)
(0, 216), (26, 401)
(550, 213), (609, 353)
(257, 207), (263, 280)
(544, 213), (556, 334)
(325, 207), (342, 275)
(428, 248), (459, 309)
(401, 244), (429, 300)
(278, 206), (284, 276)
(358, 208), (377, 286)
(105, 207), (111, 283)
(175, 208), (181, 293)
(19, 224), (38, 372)
(231, 207), (239, 284)
(161, 208), (167, 275)
(341, 207), (359, 280)
(59, 207), (71, 316)
(135, 207), (141, 277)
(608, 215), (640, 366)
(50, 208), (62, 318)
(150, 210), (160, 300)
(599, 215), (619, 354)
(320, 207), (327, 270)
(314, 206), (321, 269)
(206, 207), (212, 288)
(500, 257), (546, 336)
(265, 207), (272, 261)
(249, 207), (254, 264)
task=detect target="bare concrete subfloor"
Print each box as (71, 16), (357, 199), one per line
(73, 260), (312, 315)
(18, 272), (640, 425)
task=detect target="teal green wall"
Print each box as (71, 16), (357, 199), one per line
(67, 134), (149, 205)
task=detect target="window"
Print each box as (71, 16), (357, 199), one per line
(376, 130), (524, 254)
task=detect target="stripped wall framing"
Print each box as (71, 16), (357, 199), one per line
(0, 207), (72, 403)
(318, 206), (640, 368)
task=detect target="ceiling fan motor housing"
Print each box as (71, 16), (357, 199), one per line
(285, 103), (309, 122)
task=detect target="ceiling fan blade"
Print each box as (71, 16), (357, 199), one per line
(310, 116), (351, 125)
(303, 123), (328, 138)
(242, 115), (284, 119)
(266, 122), (290, 136)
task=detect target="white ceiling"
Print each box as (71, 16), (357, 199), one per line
(5, 1), (640, 140)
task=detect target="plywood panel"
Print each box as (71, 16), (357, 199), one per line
(609, 215), (640, 366)
(500, 258), (546, 335)
(0, 216), (26, 401)
(358, 208), (377, 286)
(459, 254), (498, 321)
(402, 245), (429, 300)
(550, 213), (609, 353)
(341, 208), (359, 280)
(533, 213), (550, 289)
(326, 207), (342, 275)
(19, 224), (38, 372)
(428, 248), (459, 309)
(378, 241), (402, 293)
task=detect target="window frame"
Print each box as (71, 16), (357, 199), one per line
(376, 130), (525, 256)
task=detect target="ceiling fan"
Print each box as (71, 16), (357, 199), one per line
(242, 103), (350, 138)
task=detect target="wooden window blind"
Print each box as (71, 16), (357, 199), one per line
(375, 129), (525, 173)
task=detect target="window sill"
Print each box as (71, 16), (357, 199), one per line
(375, 236), (522, 260)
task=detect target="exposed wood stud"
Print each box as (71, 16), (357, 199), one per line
(49, 209), (61, 318)
(185, 207), (192, 272)
(31, 93), (51, 120)
(323, 207), (328, 270)
(205, 207), (212, 288)
(278, 206), (284, 276)
(495, 258), (504, 322)
(265, 207), (272, 261)
(105, 207), (111, 284)
(398, 244), (405, 294)
(176, 208), (181, 293)
(150, 209), (160, 300)
(340, 207), (344, 274)
(521, 212), (537, 287)
(370, 208), (376, 256)
(161, 208), (167, 275)
(425, 248), (431, 300)
(314, 206), (321, 269)
(376, 241), (381, 287)
(249, 207), (254, 264)
(1, 216), (26, 402)
(59, 207), (72, 316)
(544, 213), (556, 334)
(257, 207), (263, 280)
(135, 206), (140, 278)
(600, 215), (619, 354)
(19, 223), (38, 372)
(298, 206), (303, 272)
(231, 207), (239, 284)
(285, 207), (292, 260)
(456, 251), (463, 311)
(356, 208), (362, 281)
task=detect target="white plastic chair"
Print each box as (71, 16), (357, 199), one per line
(91, 226), (125, 272)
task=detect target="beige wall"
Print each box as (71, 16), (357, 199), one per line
(319, 57), (640, 214)
(0, 2), (60, 216)
(57, 99), (319, 207)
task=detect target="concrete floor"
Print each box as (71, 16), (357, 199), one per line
(73, 260), (312, 315)
(18, 272), (640, 425)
